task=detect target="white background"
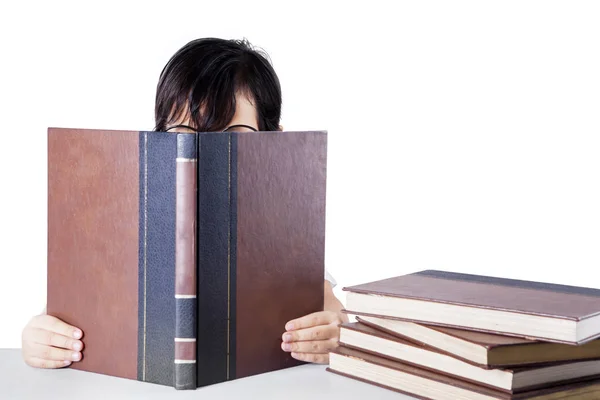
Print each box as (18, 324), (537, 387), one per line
(1, 0), (599, 348)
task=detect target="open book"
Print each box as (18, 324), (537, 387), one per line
(47, 127), (327, 389)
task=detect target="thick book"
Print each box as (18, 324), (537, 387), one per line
(339, 322), (600, 393)
(328, 346), (600, 400)
(343, 270), (600, 344)
(357, 315), (600, 368)
(47, 127), (326, 389)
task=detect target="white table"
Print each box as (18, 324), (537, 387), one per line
(0, 349), (413, 399)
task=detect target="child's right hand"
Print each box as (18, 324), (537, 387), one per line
(21, 313), (84, 368)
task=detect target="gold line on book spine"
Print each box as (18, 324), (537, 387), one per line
(227, 133), (231, 380)
(143, 132), (148, 381)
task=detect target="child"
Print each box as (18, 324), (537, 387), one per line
(21, 37), (348, 369)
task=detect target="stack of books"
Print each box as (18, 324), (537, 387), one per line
(329, 270), (600, 399)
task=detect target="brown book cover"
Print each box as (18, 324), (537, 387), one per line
(328, 346), (600, 400)
(47, 127), (326, 389)
(356, 315), (600, 368)
(343, 270), (600, 344)
(339, 322), (600, 393)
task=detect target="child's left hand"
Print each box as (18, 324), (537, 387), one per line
(281, 310), (344, 364)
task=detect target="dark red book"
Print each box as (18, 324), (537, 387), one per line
(356, 315), (600, 368)
(339, 322), (600, 393)
(328, 346), (600, 400)
(343, 270), (600, 344)
(47, 127), (326, 389)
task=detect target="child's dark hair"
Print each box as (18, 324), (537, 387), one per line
(154, 37), (282, 132)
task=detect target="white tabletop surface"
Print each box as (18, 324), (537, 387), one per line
(0, 349), (414, 399)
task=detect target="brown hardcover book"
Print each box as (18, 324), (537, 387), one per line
(357, 315), (600, 368)
(328, 346), (600, 400)
(343, 270), (600, 344)
(47, 127), (326, 389)
(339, 322), (600, 393)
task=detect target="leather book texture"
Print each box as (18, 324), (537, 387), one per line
(48, 128), (179, 386)
(48, 128), (141, 381)
(356, 316), (600, 368)
(174, 133), (197, 389)
(339, 322), (600, 393)
(328, 346), (600, 400)
(47, 128), (326, 389)
(343, 269), (600, 344)
(195, 131), (326, 386)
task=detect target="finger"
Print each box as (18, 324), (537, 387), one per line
(282, 338), (338, 354)
(283, 324), (338, 342)
(25, 327), (83, 351)
(285, 311), (341, 331)
(25, 357), (72, 369)
(27, 342), (82, 362)
(30, 315), (82, 339)
(291, 352), (329, 364)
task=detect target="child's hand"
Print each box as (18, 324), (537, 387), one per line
(281, 311), (343, 364)
(21, 314), (84, 368)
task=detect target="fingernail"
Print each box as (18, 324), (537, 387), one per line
(73, 342), (82, 351)
(286, 323), (294, 330)
(283, 333), (292, 342)
(282, 343), (292, 351)
(63, 360), (71, 366)
(73, 330), (82, 339)
(72, 352), (80, 361)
